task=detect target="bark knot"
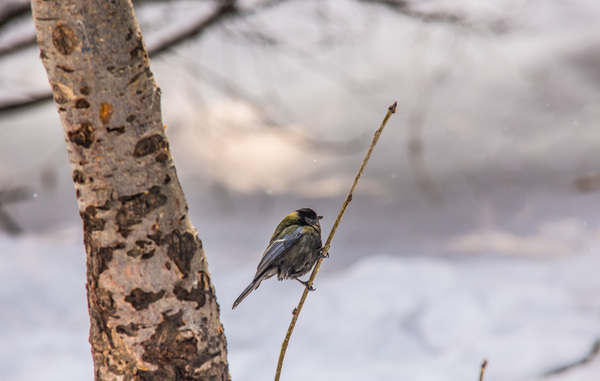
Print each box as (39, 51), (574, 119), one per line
(116, 186), (167, 237)
(133, 134), (167, 158)
(164, 230), (199, 278)
(81, 205), (105, 233)
(52, 24), (78, 55)
(125, 288), (166, 310)
(173, 282), (206, 310)
(68, 122), (95, 148)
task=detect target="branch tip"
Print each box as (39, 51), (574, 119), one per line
(479, 358), (488, 381)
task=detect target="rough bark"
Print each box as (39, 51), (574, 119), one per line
(31, 1), (230, 380)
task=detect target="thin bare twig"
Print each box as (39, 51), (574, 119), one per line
(0, 0), (506, 115)
(0, 0), (30, 31)
(543, 338), (600, 377)
(360, 0), (511, 33)
(0, 0), (243, 114)
(0, 93), (53, 114)
(406, 30), (444, 207)
(0, 186), (33, 235)
(0, 36), (36, 60)
(479, 358), (488, 381)
(274, 101), (397, 381)
(147, 0), (238, 56)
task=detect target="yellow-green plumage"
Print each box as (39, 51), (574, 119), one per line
(269, 211), (304, 241)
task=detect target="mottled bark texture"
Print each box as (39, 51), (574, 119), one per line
(31, 1), (230, 380)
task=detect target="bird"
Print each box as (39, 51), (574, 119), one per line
(232, 208), (324, 309)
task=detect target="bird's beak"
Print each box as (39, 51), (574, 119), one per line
(318, 215), (323, 220)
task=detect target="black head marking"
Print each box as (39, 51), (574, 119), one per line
(296, 208), (322, 225)
(296, 208), (316, 219)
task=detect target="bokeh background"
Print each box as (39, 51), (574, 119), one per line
(1, 1), (600, 380)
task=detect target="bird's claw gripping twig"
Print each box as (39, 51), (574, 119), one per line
(319, 248), (329, 259)
(296, 278), (316, 291)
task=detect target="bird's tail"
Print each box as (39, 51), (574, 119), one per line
(232, 278), (262, 309)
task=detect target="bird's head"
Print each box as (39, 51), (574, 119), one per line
(295, 208), (323, 228)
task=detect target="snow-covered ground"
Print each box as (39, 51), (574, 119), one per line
(1, 227), (599, 381)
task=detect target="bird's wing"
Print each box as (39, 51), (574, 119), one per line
(255, 226), (304, 277)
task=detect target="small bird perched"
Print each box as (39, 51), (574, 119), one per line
(232, 208), (324, 309)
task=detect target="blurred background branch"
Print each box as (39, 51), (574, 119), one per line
(0, 0), (517, 236)
(0, 186), (32, 235)
(0, 0), (506, 114)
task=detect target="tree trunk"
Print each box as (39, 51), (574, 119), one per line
(30, 1), (230, 380)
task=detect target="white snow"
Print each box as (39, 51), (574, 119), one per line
(1, 229), (599, 381)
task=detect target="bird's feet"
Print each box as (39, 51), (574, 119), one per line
(319, 248), (329, 259)
(296, 278), (316, 291)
